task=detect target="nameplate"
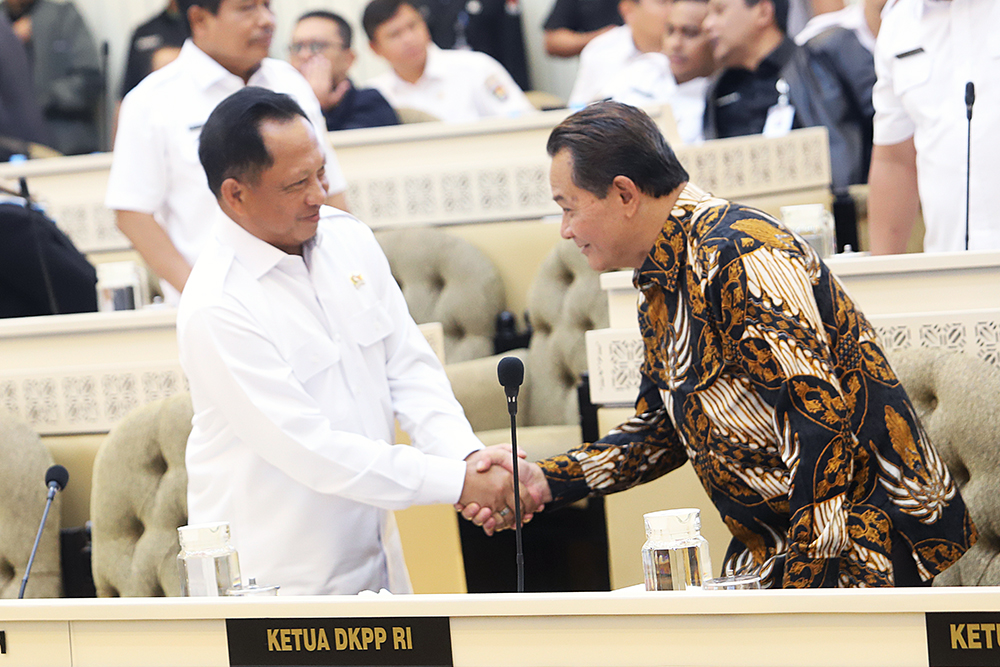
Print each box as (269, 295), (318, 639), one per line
(927, 612), (1000, 667)
(226, 616), (452, 666)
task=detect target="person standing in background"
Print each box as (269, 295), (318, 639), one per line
(105, 0), (348, 303)
(0, 8), (50, 155)
(119, 0), (189, 100)
(543, 0), (622, 58)
(867, 0), (1000, 254)
(1, 0), (103, 155)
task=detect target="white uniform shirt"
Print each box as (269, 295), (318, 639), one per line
(106, 40), (348, 300)
(367, 45), (535, 123)
(568, 25), (642, 107)
(177, 207), (481, 596)
(598, 52), (708, 145)
(873, 0), (1000, 252)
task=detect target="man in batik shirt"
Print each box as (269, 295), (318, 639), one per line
(464, 101), (976, 588)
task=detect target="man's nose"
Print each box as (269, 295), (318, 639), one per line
(307, 177), (327, 205)
(258, 4), (276, 30)
(560, 217), (573, 240)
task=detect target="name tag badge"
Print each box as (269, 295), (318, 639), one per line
(763, 78), (795, 138)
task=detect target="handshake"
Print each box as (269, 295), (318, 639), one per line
(457, 445), (553, 535)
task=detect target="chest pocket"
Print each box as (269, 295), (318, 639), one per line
(288, 336), (342, 384)
(348, 304), (394, 348)
(891, 49), (932, 98)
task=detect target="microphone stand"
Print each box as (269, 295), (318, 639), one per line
(507, 407), (524, 593)
(965, 81), (975, 251)
(19, 482), (59, 599)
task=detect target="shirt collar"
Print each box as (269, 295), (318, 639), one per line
(758, 36), (797, 76)
(635, 183), (711, 292)
(421, 44), (447, 81)
(215, 209), (290, 280)
(179, 39), (262, 92)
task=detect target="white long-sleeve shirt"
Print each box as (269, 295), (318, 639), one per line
(177, 206), (482, 596)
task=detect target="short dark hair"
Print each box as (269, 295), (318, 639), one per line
(362, 0), (416, 42)
(297, 10), (353, 49)
(198, 87), (308, 198)
(746, 0), (788, 34)
(547, 102), (689, 199)
(177, 0), (222, 18)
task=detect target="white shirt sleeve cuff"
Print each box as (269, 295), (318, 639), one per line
(416, 455), (469, 506)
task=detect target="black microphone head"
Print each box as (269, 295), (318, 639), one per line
(966, 81), (976, 107)
(497, 356), (524, 398)
(45, 464), (69, 491)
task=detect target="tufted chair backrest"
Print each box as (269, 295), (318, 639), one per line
(522, 239), (609, 427)
(888, 349), (1000, 586)
(376, 228), (506, 363)
(91, 393), (192, 597)
(0, 411), (61, 598)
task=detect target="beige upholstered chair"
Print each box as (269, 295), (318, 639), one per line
(90, 393), (190, 597)
(0, 411), (61, 598)
(394, 107), (440, 124)
(446, 238), (609, 458)
(888, 349), (1000, 586)
(525, 90), (565, 111)
(376, 227), (506, 363)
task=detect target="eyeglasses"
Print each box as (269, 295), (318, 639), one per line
(289, 41), (344, 55)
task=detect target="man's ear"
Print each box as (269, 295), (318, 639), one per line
(220, 178), (245, 216)
(755, 0), (776, 29)
(186, 4), (209, 36)
(612, 175), (639, 209)
(369, 39), (383, 58)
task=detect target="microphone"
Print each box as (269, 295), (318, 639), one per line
(19, 465), (69, 599)
(497, 355), (524, 414)
(496, 356), (525, 592)
(965, 81), (975, 251)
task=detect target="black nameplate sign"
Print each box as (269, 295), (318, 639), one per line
(927, 612), (1000, 667)
(226, 616), (452, 667)
(1, 629), (6, 654)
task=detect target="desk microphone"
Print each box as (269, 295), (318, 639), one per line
(497, 356), (525, 592)
(19, 465), (69, 599)
(965, 81), (975, 251)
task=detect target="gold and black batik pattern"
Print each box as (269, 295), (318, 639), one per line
(538, 184), (976, 588)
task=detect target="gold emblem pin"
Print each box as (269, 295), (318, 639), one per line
(350, 274), (365, 288)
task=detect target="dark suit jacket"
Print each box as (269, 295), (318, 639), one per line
(705, 28), (876, 193)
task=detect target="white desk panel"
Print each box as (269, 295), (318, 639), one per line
(1, 588), (999, 667)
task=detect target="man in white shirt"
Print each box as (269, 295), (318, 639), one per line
(568, 0), (672, 107)
(362, 0), (535, 123)
(179, 87), (536, 596)
(868, 0), (1000, 254)
(598, 0), (715, 145)
(105, 0), (349, 302)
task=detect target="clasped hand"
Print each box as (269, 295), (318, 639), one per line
(457, 445), (552, 535)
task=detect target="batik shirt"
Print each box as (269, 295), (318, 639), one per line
(539, 184), (977, 588)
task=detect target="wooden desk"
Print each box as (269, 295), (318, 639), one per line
(1, 588), (997, 666)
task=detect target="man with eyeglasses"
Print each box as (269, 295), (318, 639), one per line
(106, 0), (349, 303)
(289, 10), (399, 132)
